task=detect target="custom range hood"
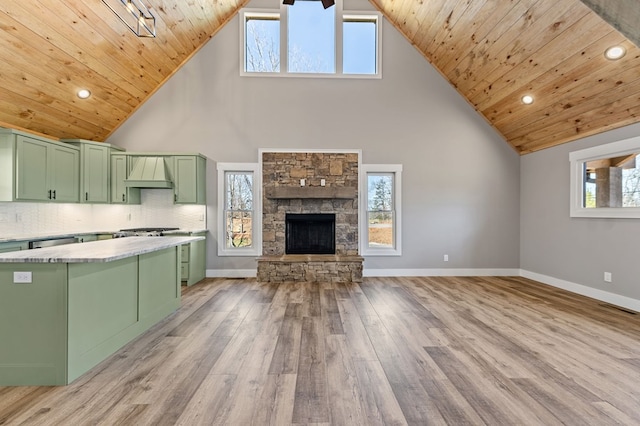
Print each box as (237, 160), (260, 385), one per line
(124, 157), (173, 188)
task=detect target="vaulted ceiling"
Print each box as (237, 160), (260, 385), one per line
(0, 0), (638, 154)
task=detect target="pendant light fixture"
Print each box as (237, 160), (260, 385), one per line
(102, 0), (156, 38)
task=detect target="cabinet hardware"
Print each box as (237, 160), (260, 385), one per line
(52, 190), (56, 200)
(48, 189), (52, 199)
(85, 192), (88, 201)
(122, 194), (125, 202)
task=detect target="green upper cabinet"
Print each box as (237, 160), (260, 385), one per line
(48, 143), (81, 202)
(0, 130), (80, 203)
(173, 155), (206, 204)
(110, 154), (140, 204)
(63, 139), (123, 204)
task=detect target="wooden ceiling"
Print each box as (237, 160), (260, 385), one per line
(0, 0), (639, 154)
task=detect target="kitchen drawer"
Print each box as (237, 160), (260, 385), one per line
(181, 264), (189, 280)
(181, 245), (190, 262)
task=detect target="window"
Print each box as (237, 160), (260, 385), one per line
(244, 13), (280, 72)
(217, 163), (262, 256)
(570, 136), (640, 218)
(240, 1), (381, 77)
(361, 164), (402, 255)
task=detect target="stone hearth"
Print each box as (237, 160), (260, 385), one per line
(257, 152), (363, 283)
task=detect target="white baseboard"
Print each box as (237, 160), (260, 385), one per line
(363, 268), (521, 277)
(206, 269), (257, 278)
(520, 270), (640, 313)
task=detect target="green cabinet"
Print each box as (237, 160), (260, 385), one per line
(0, 242), (28, 253)
(0, 246), (180, 385)
(0, 130), (80, 203)
(18, 136), (81, 202)
(174, 231), (206, 286)
(110, 154), (141, 204)
(63, 139), (124, 204)
(173, 155), (206, 204)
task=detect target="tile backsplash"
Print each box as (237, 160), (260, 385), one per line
(0, 190), (206, 237)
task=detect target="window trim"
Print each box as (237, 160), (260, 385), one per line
(569, 135), (640, 218)
(239, 2), (382, 78)
(217, 162), (262, 256)
(360, 164), (402, 256)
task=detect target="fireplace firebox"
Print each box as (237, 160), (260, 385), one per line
(285, 213), (336, 255)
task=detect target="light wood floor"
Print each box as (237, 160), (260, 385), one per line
(2, 276), (640, 425)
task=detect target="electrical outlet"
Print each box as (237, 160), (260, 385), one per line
(444, 254), (449, 262)
(604, 272), (612, 283)
(13, 271), (32, 283)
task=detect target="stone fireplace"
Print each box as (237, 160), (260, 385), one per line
(257, 152), (363, 282)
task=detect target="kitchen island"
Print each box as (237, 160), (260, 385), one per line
(0, 236), (203, 386)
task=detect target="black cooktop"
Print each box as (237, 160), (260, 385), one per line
(119, 227), (180, 232)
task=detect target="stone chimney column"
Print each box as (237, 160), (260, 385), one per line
(596, 167), (622, 207)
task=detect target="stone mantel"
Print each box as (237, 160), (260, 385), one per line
(264, 186), (357, 199)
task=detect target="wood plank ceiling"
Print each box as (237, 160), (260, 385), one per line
(0, 0), (638, 154)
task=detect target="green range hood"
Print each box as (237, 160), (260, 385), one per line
(124, 157), (173, 188)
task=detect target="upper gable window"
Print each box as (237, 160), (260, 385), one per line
(240, 0), (381, 78)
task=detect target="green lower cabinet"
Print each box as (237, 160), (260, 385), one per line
(67, 257), (139, 382)
(139, 247), (180, 323)
(0, 242), (28, 253)
(0, 264), (68, 385)
(175, 232), (206, 286)
(0, 247), (180, 386)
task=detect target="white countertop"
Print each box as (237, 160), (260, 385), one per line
(0, 231), (117, 244)
(0, 236), (204, 263)
(0, 229), (207, 243)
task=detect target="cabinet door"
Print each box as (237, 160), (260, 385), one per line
(50, 144), (80, 203)
(110, 154), (140, 204)
(110, 154), (127, 204)
(174, 156), (205, 204)
(82, 145), (109, 203)
(15, 136), (50, 201)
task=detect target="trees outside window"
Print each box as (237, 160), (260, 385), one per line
(217, 163), (261, 256)
(361, 165), (402, 256)
(225, 172), (254, 248)
(241, 2), (380, 77)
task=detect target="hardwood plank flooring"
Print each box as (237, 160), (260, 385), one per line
(2, 276), (640, 425)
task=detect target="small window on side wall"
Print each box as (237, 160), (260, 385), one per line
(361, 164), (402, 256)
(217, 163), (262, 256)
(570, 136), (640, 218)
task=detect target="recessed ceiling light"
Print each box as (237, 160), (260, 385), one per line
(521, 95), (534, 105)
(77, 89), (91, 99)
(604, 45), (626, 60)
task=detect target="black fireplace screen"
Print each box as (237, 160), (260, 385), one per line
(285, 213), (336, 255)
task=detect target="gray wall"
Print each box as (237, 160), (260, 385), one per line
(521, 122), (640, 301)
(107, 0), (521, 273)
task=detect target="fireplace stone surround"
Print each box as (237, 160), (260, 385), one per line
(257, 152), (363, 283)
